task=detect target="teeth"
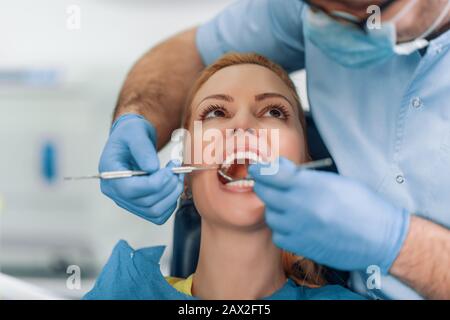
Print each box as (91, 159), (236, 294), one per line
(225, 179), (255, 188)
(222, 151), (264, 168)
(218, 150), (268, 183)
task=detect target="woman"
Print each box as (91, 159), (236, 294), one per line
(84, 53), (363, 300)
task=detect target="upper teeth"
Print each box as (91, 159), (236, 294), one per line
(222, 151), (262, 169)
(218, 151), (267, 183)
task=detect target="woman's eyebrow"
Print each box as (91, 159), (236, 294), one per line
(199, 94), (234, 104)
(195, 94), (234, 111)
(195, 92), (294, 110)
(255, 92), (294, 107)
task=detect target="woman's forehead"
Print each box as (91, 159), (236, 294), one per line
(192, 64), (293, 104)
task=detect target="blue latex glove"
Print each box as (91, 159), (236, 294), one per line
(99, 113), (184, 224)
(248, 157), (410, 274)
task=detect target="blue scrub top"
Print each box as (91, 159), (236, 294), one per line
(83, 240), (363, 300)
(196, 0), (450, 300)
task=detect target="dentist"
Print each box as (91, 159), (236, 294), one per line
(99, 0), (450, 299)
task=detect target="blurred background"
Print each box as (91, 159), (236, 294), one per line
(0, 0), (308, 299)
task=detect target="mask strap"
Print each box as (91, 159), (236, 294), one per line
(330, 11), (360, 23)
(390, 0), (419, 23)
(419, 0), (450, 39)
(394, 0), (450, 55)
(394, 38), (429, 55)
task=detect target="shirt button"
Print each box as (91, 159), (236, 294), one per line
(130, 252), (134, 259)
(411, 97), (422, 108)
(435, 44), (443, 54)
(396, 175), (405, 184)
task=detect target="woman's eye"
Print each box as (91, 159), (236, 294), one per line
(263, 106), (287, 119)
(204, 109), (226, 119)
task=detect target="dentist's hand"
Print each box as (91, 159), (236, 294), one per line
(99, 113), (184, 224)
(248, 157), (411, 273)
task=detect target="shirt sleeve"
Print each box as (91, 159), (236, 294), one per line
(196, 0), (306, 72)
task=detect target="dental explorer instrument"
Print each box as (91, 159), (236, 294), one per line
(64, 158), (333, 181)
(218, 157), (334, 182)
(64, 165), (219, 181)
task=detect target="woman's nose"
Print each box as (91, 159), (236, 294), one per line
(225, 112), (259, 137)
(231, 128), (256, 135)
(226, 127), (257, 139)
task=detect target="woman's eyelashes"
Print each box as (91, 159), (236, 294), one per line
(199, 103), (290, 121)
(260, 103), (290, 120)
(199, 104), (228, 120)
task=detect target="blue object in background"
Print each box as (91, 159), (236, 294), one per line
(0, 69), (62, 87)
(41, 141), (58, 184)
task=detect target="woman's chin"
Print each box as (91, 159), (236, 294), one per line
(192, 171), (266, 228)
(218, 199), (265, 228)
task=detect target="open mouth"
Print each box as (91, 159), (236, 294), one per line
(217, 151), (262, 188)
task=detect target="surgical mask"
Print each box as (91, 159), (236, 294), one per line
(303, 0), (450, 68)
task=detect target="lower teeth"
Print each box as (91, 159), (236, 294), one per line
(226, 179), (254, 187)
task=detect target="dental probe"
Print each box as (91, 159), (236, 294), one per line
(218, 157), (334, 182)
(64, 165), (219, 181)
(296, 157), (333, 171)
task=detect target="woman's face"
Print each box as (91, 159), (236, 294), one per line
(185, 64), (307, 230)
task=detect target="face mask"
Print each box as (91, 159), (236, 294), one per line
(303, 0), (450, 68)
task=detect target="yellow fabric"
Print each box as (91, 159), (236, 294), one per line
(165, 274), (194, 296)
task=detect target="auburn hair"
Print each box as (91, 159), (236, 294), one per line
(182, 52), (327, 288)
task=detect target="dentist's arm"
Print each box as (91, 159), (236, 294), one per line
(114, 27), (204, 148)
(99, 27), (204, 224)
(390, 216), (450, 299)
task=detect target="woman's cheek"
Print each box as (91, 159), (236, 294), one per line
(276, 128), (305, 164)
(185, 123), (227, 166)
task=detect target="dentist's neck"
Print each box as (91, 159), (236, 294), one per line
(192, 221), (287, 300)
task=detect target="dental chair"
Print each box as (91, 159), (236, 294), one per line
(170, 112), (349, 286)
